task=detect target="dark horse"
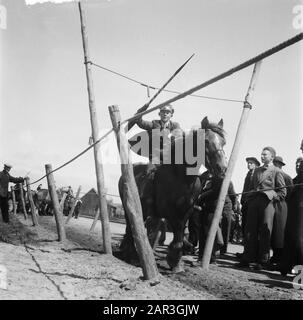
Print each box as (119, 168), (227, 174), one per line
(118, 116), (228, 272)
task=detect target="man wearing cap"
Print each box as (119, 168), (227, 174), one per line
(0, 164), (24, 223)
(238, 147), (286, 270)
(270, 156), (293, 265)
(136, 104), (181, 136)
(134, 104), (182, 203)
(131, 104), (183, 243)
(240, 157), (260, 237)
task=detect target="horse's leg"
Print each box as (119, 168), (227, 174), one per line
(166, 218), (186, 273)
(145, 216), (165, 249)
(119, 210), (139, 262)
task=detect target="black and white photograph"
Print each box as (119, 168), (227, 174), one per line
(0, 0), (303, 304)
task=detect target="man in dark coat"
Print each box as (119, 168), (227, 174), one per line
(134, 104), (183, 241)
(238, 147), (286, 270)
(279, 146), (303, 276)
(240, 157), (260, 236)
(0, 164), (24, 223)
(271, 156), (293, 264)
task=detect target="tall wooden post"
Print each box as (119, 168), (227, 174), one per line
(11, 186), (16, 215)
(25, 177), (39, 226)
(109, 105), (158, 280)
(201, 62), (262, 269)
(65, 185), (82, 224)
(45, 164), (66, 242)
(78, 1), (112, 254)
(19, 183), (28, 220)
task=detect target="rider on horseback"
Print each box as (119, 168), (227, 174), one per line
(134, 104), (183, 211)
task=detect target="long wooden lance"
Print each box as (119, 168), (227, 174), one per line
(126, 53), (195, 132)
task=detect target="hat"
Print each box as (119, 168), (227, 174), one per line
(263, 146), (276, 158)
(160, 104), (174, 113)
(245, 157), (260, 167)
(273, 156), (285, 166)
(4, 163), (12, 169)
(296, 157), (303, 163)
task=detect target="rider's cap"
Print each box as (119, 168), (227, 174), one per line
(160, 104), (174, 114)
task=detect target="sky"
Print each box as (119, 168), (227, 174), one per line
(0, 0), (302, 202)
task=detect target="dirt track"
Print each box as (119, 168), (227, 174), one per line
(0, 213), (302, 300)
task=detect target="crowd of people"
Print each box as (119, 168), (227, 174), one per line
(187, 142), (303, 276)
(234, 142), (303, 276)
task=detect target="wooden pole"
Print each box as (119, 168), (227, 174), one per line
(19, 183), (28, 220)
(45, 164), (66, 242)
(65, 185), (82, 224)
(11, 186), (17, 215)
(90, 208), (100, 232)
(109, 105), (158, 280)
(201, 62), (262, 269)
(25, 177), (39, 226)
(78, 1), (112, 254)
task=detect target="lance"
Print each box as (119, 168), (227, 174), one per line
(126, 53), (195, 132)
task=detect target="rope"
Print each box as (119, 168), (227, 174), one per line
(75, 183), (303, 200)
(230, 182), (303, 197)
(90, 62), (244, 103)
(121, 32), (303, 126)
(27, 128), (114, 186)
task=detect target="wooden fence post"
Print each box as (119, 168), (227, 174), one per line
(78, 1), (112, 254)
(109, 105), (158, 280)
(201, 62), (262, 270)
(59, 193), (67, 212)
(11, 186), (17, 215)
(25, 177), (39, 226)
(19, 183), (28, 220)
(45, 164), (66, 242)
(65, 185), (82, 224)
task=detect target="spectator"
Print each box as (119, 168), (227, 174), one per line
(240, 157), (260, 236)
(0, 164), (24, 223)
(271, 156), (293, 265)
(279, 142), (303, 276)
(237, 146), (286, 270)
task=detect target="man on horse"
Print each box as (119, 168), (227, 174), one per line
(133, 104), (183, 211)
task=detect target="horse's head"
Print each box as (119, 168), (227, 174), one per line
(201, 116), (227, 177)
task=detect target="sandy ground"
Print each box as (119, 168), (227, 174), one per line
(0, 212), (302, 300)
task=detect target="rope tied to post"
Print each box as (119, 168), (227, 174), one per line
(243, 101), (253, 109)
